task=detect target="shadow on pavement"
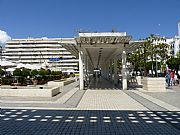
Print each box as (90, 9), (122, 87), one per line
(1, 109), (180, 135)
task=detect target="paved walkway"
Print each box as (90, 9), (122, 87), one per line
(142, 85), (180, 109)
(77, 78), (147, 110)
(88, 77), (119, 90)
(78, 90), (148, 110)
(1, 78), (180, 134)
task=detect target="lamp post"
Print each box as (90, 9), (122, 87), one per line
(0, 46), (2, 60)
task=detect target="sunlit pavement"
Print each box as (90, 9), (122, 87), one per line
(1, 79), (180, 134)
(144, 85), (180, 109)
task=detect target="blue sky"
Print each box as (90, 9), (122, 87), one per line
(0, 0), (179, 40)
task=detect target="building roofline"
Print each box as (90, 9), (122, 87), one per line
(6, 37), (76, 44)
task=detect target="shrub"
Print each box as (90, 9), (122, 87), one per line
(21, 68), (30, 77)
(63, 73), (69, 78)
(13, 69), (22, 76)
(0, 68), (5, 76)
(31, 69), (39, 77)
(50, 71), (62, 80)
(2, 77), (13, 85)
(18, 76), (27, 86)
(38, 69), (49, 76)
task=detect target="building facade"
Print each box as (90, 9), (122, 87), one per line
(173, 21), (180, 57)
(5, 38), (78, 73)
(171, 36), (180, 57)
(163, 22), (180, 57)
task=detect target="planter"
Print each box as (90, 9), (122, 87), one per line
(0, 87), (59, 97)
(47, 78), (75, 87)
(142, 77), (166, 92)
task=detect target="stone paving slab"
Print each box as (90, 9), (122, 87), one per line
(1, 109), (180, 135)
(55, 87), (79, 104)
(124, 91), (168, 111)
(140, 86), (180, 109)
(65, 90), (86, 107)
(132, 90), (180, 111)
(1, 102), (71, 109)
(77, 90), (148, 110)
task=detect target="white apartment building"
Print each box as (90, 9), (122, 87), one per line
(170, 36), (180, 57)
(152, 36), (179, 58)
(165, 21), (180, 57)
(5, 38), (79, 73)
(173, 21), (180, 57)
(161, 22), (180, 57)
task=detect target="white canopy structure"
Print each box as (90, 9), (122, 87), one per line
(6, 68), (16, 72)
(16, 63), (26, 69)
(25, 64), (41, 70)
(0, 60), (16, 67)
(63, 32), (143, 90)
(15, 63), (41, 70)
(41, 61), (52, 69)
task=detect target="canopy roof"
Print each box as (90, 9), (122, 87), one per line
(0, 60), (16, 67)
(76, 36), (132, 45)
(6, 68), (16, 72)
(63, 32), (144, 69)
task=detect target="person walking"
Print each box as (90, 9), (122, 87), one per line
(165, 71), (171, 87)
(170, 71), (175, 86)
(178, 73), (180, 84)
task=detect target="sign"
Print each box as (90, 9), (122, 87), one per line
(49, 58), (60, 61)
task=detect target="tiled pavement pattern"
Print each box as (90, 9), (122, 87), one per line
(77, 90), (148, 110)
(1, 109), (180, 135)
(65, 90), (86, 107)
(88, 78), (119, 90)
(124, 91), (167, 111)
(143, 85), (180, 109)
(1, 78), (180, 134)
(132, 90), (180, 111)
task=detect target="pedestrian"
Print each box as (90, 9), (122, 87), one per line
(170, 71), (175, 86)
(176, 73), (180, 84)
(174, 73), (178, 85)
(165, 71), (171, 87)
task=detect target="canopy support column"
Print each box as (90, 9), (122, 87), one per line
(122, 50), (127, 90)
(105, 64), (108, 79)
(114, 57), (118, 85)
(79, 50), (84, 90)
(109, 60), (113, 82)
(85, 55), (88, 86)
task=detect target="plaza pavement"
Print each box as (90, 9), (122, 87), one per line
(1, 78), (180, 134)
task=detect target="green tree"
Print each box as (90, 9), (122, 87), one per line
(127, 51), (144, 75)
(0, 68), (5, 76)
(127, 34), (170, 77)
(31, 69), (39, 77)
(38, 69), (49, 76)
(166, 57), (180, 72)
(13, 69), (22, 76)
(176, 51), (180, 58)
(21, 68), (30, 77)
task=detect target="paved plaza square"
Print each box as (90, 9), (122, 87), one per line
(1, 1), (180, 134)
(1, 79), (180, 134)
